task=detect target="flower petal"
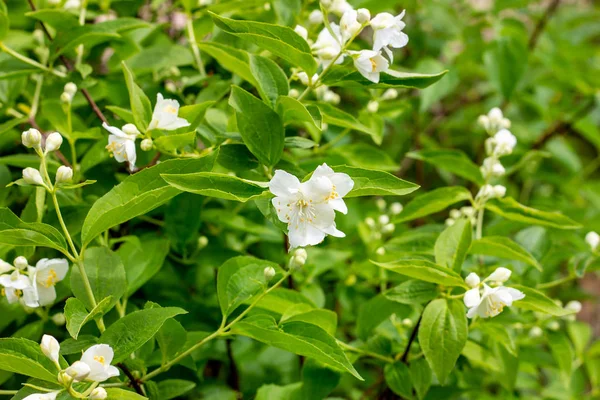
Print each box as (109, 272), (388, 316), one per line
(269, 170), (301, 197)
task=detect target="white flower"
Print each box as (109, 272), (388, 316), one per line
(323, 0), (353, 16)
(30, 258), (69, 306)
(312, 24), (345, 67)
(0, 270), (37, 306)
(357, 8), (370, 24)
(63, 0), (80, 9)
(565, 300), (582, 313)
(585, 231), (599, 251)
(269, 164), (354, 249)
(297, 72), (318, 86)
(370, 11), (408, 62)
(23, 168), (45, 186)
(45, 132), (63, 153)
(55, 166), (73, 184)
(0, 259), (12, 274)
(103, 123), (138, 171)
(381, 88), (398, 100)
(476, 184), (506, 201)
(480, 157), (505, 179)
(367, 100), (379, 113)
(263, 266), (276, 281)
(80, 344), (120, 382)
(465, 272), (480, 288)
(64, 82), (77, 96)
(350, 50), (389, 83)
(40, 334), (60, 364)
(464, 284), (524, 319)
(90, 387), (108, 400)
(294, 25), (308, 41)
(486, 267), (512, 283)
(390, 202), (403, 215)
(309, 9), (323, 25)
(340, 10), (361, 43)
(22, 128), (42, 149)
(65, 360), (91, 381)
(23, 392), (59, 400)
(478, 107), (510, 133)
(486, 129), (517, 157)
(148, 93), (190, 131)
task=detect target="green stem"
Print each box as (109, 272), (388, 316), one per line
(0, 390), (18, 395)
(0, 43), (66, 78)
(30, 74), (44, 119)
(536, 275), (576, 289)
(186, 16), (206, 77)
(317, 128), (350, 153)
(475, 206), (484, 240)
(337, 341), (394, 363)
(75, 0), (87, 66)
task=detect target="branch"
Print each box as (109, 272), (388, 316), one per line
(400, 315), (422, 364)
(117, 363), (145, 396)
(532, 98), (596, 149)
(528, 0), (561, 51)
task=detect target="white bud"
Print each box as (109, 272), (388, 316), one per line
(480, 157), (505, 179)
(263, 2), (271, 11)
(486, 267), (511, 283)
(378, 214), (390, 225)
(60, 92), (72, 104)
(0, 259), (12, 274)
(33, 29), (45, 44)
(449, 209), (462, 219)
(323, 90), (340, 104)
(55, 165), (73, 184)
(122, 123), (140, 136)
(460, 206), (475, 218)
(90, 387), (108, 400)
(445, 218), (455, 227)
(565, 300), (582, 314)
(492, 185), (506, 198)
(308, 9), (323, 24)
(365, 217), (375, 227)
(197, 236), (208, 249)
(289, 88), (300, 98)
(357, 8), (370, 23)
(22, 168), (45, 186)
(529, 326), (543, 338)
(65, 361), (91, 381)
(367, 100), (379, 113)
(294, 25), (308, 40)
(382, 223), (395, 234)
(402, 318), (412, 327)
(44, 132), (63, 153)
(264, 266), (276, 281)
(290, 248), (308, 268)
(465, 272), (480, 288)
(381, 89), (398, 101)
(585, 231), (599, 251)
(40, 335), (60, 364)
(22, 129), (42, 149)
(547, 321), (560, 331)
(390, 202), (403, 215)
(165, 81), (177, 93)
(14, 256), (28, 270)
(376, 247), (385, 255)
(140, 138), (153, 151)
(376, 198), (386, 210)
(51, 313), (66, 326)
(64, 82), (77, 96)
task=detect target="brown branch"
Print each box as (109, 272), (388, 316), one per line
(28, 117), (71, 167)
(532, 98), (596, 149)
(400, 315), (422, 364)
(117, 363), (145, 396)
(528, 0), (561, 51)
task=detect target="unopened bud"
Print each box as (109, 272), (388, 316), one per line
(197, 236), (208, 249)
(33, 29), (45, 44)
(14, 256), (28, 270)
(465, 272), (480, 288)
(45, 132), (63, 153)
(376, 247), (385, 255)
(0, 260), (12, 274)
(40, 334), (60, 364)
(22, 128), (42, 149)
(289, 88), (300, 98)
(378, 215), (390, 225)
(65, 361), (90, 381)
(309, 9), (323, 24)
(367, 100), (379, 113)
(565, 300), (582, 314)
(357, 8), (370, 23)
(529, 326), (543, 338)
(345, 273), (357, 286)
(390, 202), (403, 215)
(89, 387), (107, 400)
(60, 92), (73, 104)
(64, 82), (77, 96)
(290, 248), (308, 268)
(376, 198), (386, 210)
(294, 25), (308, 40)
(365, 217), (375, 227)
(140, 138), (153, 151)
(264, 266), (276, 281)
(547, 321), (560, 331)
(402, 318), (412, 327)
(55, 166), (73, 184)
(486, 267), (511, 283)
(22, 168), (45, 186)
(449, 209), (462, 219)
(51, 313), (66, 326)
(165, 81), (177, 93)
(381, 88), (398, 101)
(382, 223), (395, 234)
(122, 124), (140, 136)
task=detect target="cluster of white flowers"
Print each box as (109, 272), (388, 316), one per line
(21, 130), (73, 188)
(294, 1), (409, 84)
(477, 108), (517, 181)
(61, 82), (77, 104)
(0, 257), (68, 309)
(102, 93), (190, 171)
(586, 231), (599, 252)
(269, 163), (354, 250)
(445, 206), (476, 227)
(463, 267), (525, 319)
(24, 335), (118, 399)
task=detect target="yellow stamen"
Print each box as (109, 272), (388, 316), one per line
(94, 355), (105, 365)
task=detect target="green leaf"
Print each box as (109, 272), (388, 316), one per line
(548, 332), (574, 385)
(100, 306), (187, 363)
(81, 154), (216, 245)
(276, 96), (322, 130)
(157, 379), (196, 400)
(321, 67), (448, 89)
(231, 314), (362, 380)
(249, 54), (289, 107)
(253, 288), (316, 315)
(210, 12), (317, 74)
(65, 296), (113, 340)
(284, 136), (319, 149)
(153, 131), (196, 152)
(357, 293), (410, 340)
(384, 362), (413, 399)
(71, 247), (126, 312)
(469, 236), (541, 271)
(393, 187), (473, 223)
(217, 144), (259, 172)
(229, 86), (285, 166)
(374, 259), (467, 288)
(161, 172), (267, 202)
(315, 102), (380, 144)
(281, 308), (338, 336)
(105, 388), (148, 399)
(484, 37), (527, 100)
(0, 9), (8, 40)
(510, 285), (573, 316)
(384, 280), (439, 305)
(178, 101), (215, 130)
(116, 238), (170, 296)
(155, 319), (187, 367)
(122, 61), (153, 132)
(300, 359), (340, 400)
(407, 150), (483, 184)
(461, 340), (501, 372)
(434, 218), (472, 273)
(0, 207), (67, 253)
(217, 256), (279, 317)
(197, 42), (257, 85)
(418, 299), (468, 384)
(331, 165), (419, 197)
(0, 338), (60, 382)
(485, 197), (581, 229)
(410, 358), (432, 400)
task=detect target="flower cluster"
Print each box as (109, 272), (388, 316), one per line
(0, 257), (68, 309)
(60, 82), (77, 105)
(294, 1), (409, 84)
(269, 163), (354, 250)
(20, 130), (73, 189)
(102, 93), (190, 171)
(25, 335), (119, 399)
(477, 108), (517, 181)
(445, 206), (476, 227)
(463, 267), (525, 319)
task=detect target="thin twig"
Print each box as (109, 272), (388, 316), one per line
(117, 363), (145, 396)
(528, 0), (561, 50)
(400, 315), (422, 363)
(532, 98), (595, 149)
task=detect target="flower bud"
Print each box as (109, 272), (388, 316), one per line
(14, 256), (28, 270)
(529, 326), (543, 338)
(381, 89), (398, 101)
(65, 361), (90, 381)
(309, 9), (323, 24)
(45, 132), (63, 153)
(486, 267), (511, 283)
(465, 272), (480, 288)
(40, 334), (60, 364)
(547, 321), (560, 331)
(390, 202), (403, 215)
(0, 259), (12, 274)
(449, 209), (462, 219)
(90, 387), (108, 400)
(492, 185), (506, 198)
(585, 231), (599, 251)
(64, 82), (77, 96)
(445, 218), (455, 226)
(376, 247), (385, 255)
(122, 123), (140, 136)
(378, 215), (390, 225)
(323, 90), (340, 104)
(367, 100), (379, 113)
(290, 248), (308, 268)
(263, 266), (276, 281)
(60, 92), (73, 104)
(565, 300), (582, 314)
(460, 206), (475, 217)
(294, 25), (308, 40)
(55, 166), (73, 184)
(365, 217), (375, 227)
(382, 223), (395, 234)
(140, 138), (153, 151)
(22, 128), (42, 149)
(289, 88), (300, 98)
(345, 273), (357, 286)
(197, 236), (209, 249)
(23, 168), (45, 186)
(376, 198), (386, 210)
(402, 318), (412, 327)
(356, 8), (371, 23)
(51, 313), (66, 326)
(33, 29), (45, 44)
(165, 81), (177, 93)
